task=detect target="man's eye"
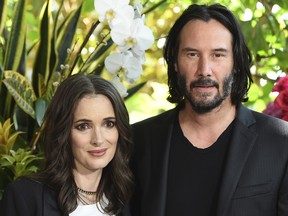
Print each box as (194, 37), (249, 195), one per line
(213, 53), (224, 58)
(187, 52), (198, 57)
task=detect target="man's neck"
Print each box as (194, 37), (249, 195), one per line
(178, 100), (236, 149)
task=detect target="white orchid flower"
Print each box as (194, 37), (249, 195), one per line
(94, 0), (134, 28)
(133, 3), (143, 19)
(105, 51), (142, 83)
(111, 18), (154, 54)
(130, 49), (146, 64)
(109, 76), (128, 98)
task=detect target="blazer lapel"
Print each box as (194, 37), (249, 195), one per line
(145, 109), (177, 216)
(43, 185), (61, 216)
(217, 105), (258, 216)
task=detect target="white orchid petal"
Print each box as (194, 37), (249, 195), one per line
(110, 23), (131, 46)
(123, 50), (134, 57)
(109, 6), (134, 28)
(94, 0), (134, 27)
(124, 57), (142, 80)
(133, 3), (143, 19)
(95, 0), (130, 13)
(94, 0), (110, 14)
(132, 50), (146, 64)
(104, 53), (123, 74)
(134, 24), (154, 51)
(95, 1), (153, 85)
(109, 76), (128, 97)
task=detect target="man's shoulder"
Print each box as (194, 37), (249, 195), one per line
(253, 110), (288, 131)
(238, 104), (288, 138)
(239, 103), (288, 128)
(132, 108), (177, 127)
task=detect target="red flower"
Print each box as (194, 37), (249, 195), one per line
(282, 115), (288, 121)
(262, 102), (284, 118)
(274, 89), (288, 111)
(272, 75), (288, 92)
(263, 74), (288, 122)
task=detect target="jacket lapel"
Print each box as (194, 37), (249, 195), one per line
(43, 185), (61, 216)
(217, 104), (258, 216)
(146, 109), (177, 216)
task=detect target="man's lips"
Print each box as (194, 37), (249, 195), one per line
(194, 84), (214, 88)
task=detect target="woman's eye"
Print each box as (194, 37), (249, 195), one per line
(105, 120), (116, 128)
(75, 123), (90, 131)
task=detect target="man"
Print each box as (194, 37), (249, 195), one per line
(130, 3), (288, 216)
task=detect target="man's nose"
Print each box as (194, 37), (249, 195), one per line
(197, 57), (212, 77)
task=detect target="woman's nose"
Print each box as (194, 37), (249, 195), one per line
(90, 127), (104, 146)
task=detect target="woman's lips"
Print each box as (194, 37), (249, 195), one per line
(88, 148), (107, 157)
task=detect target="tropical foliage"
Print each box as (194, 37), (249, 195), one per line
(0, 0), (159, 198)
(0, 0), (288, 198)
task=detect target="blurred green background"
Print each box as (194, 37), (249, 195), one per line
(0, 0), (287, 198)
(2, 0), (288, 124)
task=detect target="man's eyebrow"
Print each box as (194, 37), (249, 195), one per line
(181, 47), (198, 52)
(212, 48), (229, 52)
(180, 47), (229, 52)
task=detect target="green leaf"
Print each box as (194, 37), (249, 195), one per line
(48, 0), (64, 77)
(1, 155), (15, 165)
(0, 148), (43, 180)
(68, 20), (101, 75)
(0, 0), (8, 34)
(86, 38), (114, 66)
(2, 119), (12, 141)
(35, 98), (48, 127)
(3, 71), (36, 119)
(79, 37), (114, 74)
(32, 0), (51, 96)
(3, 0), (26, 71)
(0, 144), (7, 155)
(7, 131), (23, 152)
(125, 82), (146, 100)
(53, 4), (83, 73)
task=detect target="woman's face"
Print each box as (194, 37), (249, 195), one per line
(71, 94), (118, 174)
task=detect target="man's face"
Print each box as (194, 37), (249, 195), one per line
(175, 19), (234, 113)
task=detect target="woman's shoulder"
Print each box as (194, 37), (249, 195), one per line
(1, 177), (60, 216)
(6, 177), (44, 192)
(4, 176), (57, 201)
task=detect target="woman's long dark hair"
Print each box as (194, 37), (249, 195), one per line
(163, 3), (253, 105)
(37, 74), (133, 215)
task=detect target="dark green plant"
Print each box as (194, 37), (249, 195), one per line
(0, 118), (43, 199)
(0, 148), (43, 199)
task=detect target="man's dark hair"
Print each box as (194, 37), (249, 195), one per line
(163, 3), (253, 105)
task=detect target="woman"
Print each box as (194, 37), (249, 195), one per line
(1, 74), (134, 215)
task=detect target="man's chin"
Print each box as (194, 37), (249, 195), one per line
(188, 98), (224, 113)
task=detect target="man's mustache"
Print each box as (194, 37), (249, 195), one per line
(190, 78), (219, 89)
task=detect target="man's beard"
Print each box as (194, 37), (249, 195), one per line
(178, 72), (234, 113)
